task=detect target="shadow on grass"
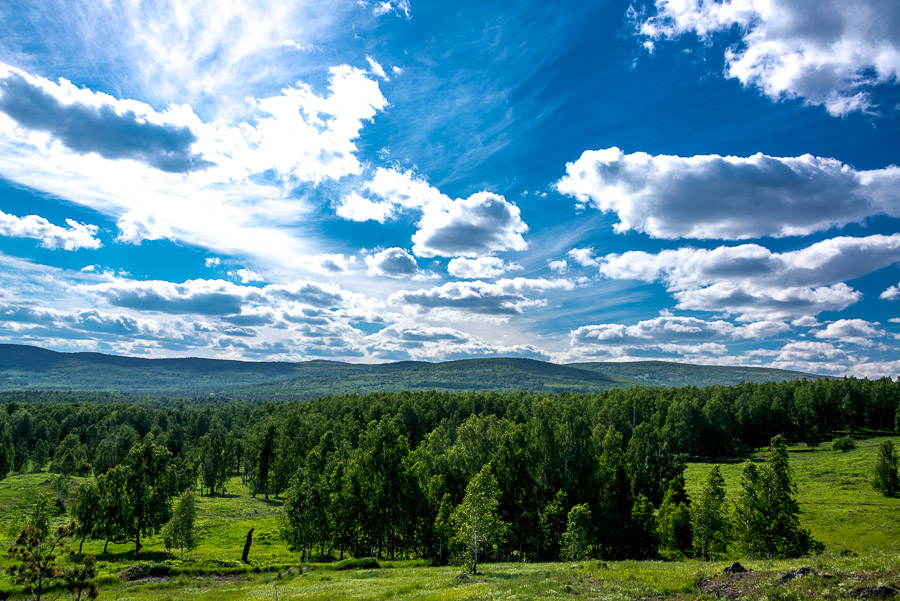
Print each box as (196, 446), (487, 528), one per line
(96, 549), (174, 563)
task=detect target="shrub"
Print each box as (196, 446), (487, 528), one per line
(118, 563), (173, 581)
(833, 436), (856, 452)
(333, 557), (380, 570)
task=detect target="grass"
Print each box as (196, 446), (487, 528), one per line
(684, 434), (900, 555)
(0, 434), (899, 599)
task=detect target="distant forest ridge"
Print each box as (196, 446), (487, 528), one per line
(0, 344), (824, 399)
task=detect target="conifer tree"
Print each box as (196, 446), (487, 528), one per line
(691, 465), (728, 560)
(872, 439), (900, 497)
(734, 435), (814, 558)
(657, 477), (692, 555)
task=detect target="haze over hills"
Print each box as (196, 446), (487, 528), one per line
(0, 344), (825, 400)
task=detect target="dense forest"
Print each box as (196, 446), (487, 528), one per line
(1, 376), (898, 566)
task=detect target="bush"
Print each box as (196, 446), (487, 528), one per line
(833, 436), (856, 452)
(333, 557), (380, 570)
(118, 563), (173, 581)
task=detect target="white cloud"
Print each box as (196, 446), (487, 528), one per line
(557, 148), (900, 240)
(813, 319), (885, 345)
(447, 257), (522, 279)
(880, 283), (900, 300)
(597, 234), (900, 320)
(365, 247), (419, 278)
(567, 247), (600, 267)
(389, 277), (573, 316)
(204, 257), (222, 268)
(339, 168), (529, 258)
(371, 0), (410, 18)
(229, 268), (264, 283)
(548, 259), (568, 273)
(773, 340), (855, 364)
(571, 314), (789, 348)
(634, 0), (900, 115)
(0, 210), (101, 250)
(366, 56), (389, 80)
(366, 322), (549, 362)
(412, 192), (528, 258)
(0, 62), (387, 276)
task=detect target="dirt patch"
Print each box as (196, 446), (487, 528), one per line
(849, 585), (898, 600)
(120, 576), (170, 588)
(699, 572), (768, 600)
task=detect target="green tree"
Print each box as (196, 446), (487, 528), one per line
(833, 435), (856, 452)
(629, 494), (658, 559)
(691, 465), (728, 560)
(657, 477), (692, 556)
(872, 439), (900, 497)
(451, 463), (506, 574)
(163, 490), (198, 559)
(118, 435), (174, 553)
(560, 503), (593, 561)
(734, 435), (815, 559)
(6, 519), (97, 601)
(71, 482), (101, 554)
(279, 468), (316, 561)
(0, 418), (14, 479)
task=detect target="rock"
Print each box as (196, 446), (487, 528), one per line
(849, 585), (898, 600)
(456, 572), (470, 582)
(570, 564), (584, 570)
(724, 562), (748, 574)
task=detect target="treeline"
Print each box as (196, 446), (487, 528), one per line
(0, 376), (897, 562)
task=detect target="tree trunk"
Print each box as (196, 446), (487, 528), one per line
(242, 528), (254, 563)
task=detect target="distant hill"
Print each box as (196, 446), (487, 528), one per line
(0, 344), (822, 400)
(568, 360), (822, 387)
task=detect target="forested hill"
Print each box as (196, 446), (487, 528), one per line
(571, 361), (819, 387)
(0, 344), (822, 399)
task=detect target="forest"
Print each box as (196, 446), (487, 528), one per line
(1, 375), (898, 574)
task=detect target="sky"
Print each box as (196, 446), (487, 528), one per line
(0, 0), (898, 376)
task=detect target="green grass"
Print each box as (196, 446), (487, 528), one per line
(684, 434), (900, 555)
(1, 435), (899, 599)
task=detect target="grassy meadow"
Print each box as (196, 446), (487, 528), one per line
(0, 434), (898, 599)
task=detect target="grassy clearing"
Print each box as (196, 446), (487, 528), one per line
(0, 435), (899, 599)
(684, 434), (900, 555)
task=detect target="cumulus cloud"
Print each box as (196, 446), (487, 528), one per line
(77, 277), (359, 316)
(365, 247), (419, 278)
(390, 277), (574, 315)
(0, 210), (101, 250)
(571, 314), (789, 348)
(337, 168), (529, 258)
(447, 256), (522, 279)
(557, 148), (900, 240)
(567, 248), (601, 267)
(366, 322), (549, 362)
(0, 72), (211, 173)
(633, 0), (900, 115)
(880, 283), (900, 300)
(413, 192), (529, 258)
(597, 234), (900, 320)
(813, 319), (885, 345)
(548, 259), (568, 273)
(229, 268), (264, 283)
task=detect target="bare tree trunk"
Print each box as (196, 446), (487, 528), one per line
(242, 528), (254, 563)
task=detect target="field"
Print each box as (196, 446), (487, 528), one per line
(0, 435), (898, 599)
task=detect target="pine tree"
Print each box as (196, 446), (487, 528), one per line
(691, 465), (728, 560)
(872, 439), (900, 497)
(734, 435), (815, 558)
(657, 477), (692, 556)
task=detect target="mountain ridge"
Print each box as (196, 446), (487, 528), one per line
(0, 344), (824, 399)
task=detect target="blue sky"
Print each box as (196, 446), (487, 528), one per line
(0, 0), (898, 376)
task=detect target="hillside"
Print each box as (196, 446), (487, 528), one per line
(0, 344), (821, 399)
(570, 360), (821, 387)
